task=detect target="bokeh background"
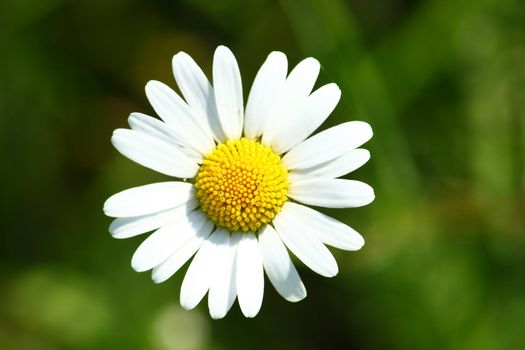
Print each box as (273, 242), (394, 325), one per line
(1, 0), (525, 349)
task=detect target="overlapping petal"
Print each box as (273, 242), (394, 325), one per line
(128, 112), (203, 162)
(262, 57), (320, 145)
(273, 204), (338, 277)
(277, 202), (364, 250)
(180, 229), (223, 310)
(288, 148), (370, 182)
(282, 121), (373, 170)
(208, 231), (240, 319)
(172, 51), (225, 142)
(131, 210), (209, 272)
(270, 83), (341, 154)
(111, 129), (198, 178)
(258, 225), (306, 302)
(144, 80), (215, 155)
(244, 51), (288, 140)
(109, 200), (198, 239)
(151, 218), (214, 284)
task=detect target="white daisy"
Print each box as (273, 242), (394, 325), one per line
(104, 45), (374, 319)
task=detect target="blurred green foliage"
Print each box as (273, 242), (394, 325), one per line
(1, 0), (524, 349)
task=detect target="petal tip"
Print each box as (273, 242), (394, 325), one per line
(144, 80), (156, 90)
(172, 51), (189, 61)
(131, 261), (146, 273)
(356, 121), (373, 141)
(131, 253), (150, 273)
(287, 284), (307, 303)
(364, 190), (376, 206)
(209, 311), (226, 320)
(179, 299), (197, 311)
(327, 82), (341, 91)
(327, 271), (338, 278)
(325, 263), (339, 278)
(151, 274), (167, 284)
(215, 45), (233, 56)
(241, 310), (259, 318)
(144, 80), (166, 95)
(102, 196), (116, 217)
(267, 51), (287, 61)
(304, 56), (320, 65)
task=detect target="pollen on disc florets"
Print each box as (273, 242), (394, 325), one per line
(195, 138), (289, 232)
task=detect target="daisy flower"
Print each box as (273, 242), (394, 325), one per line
(103, 45), (374, 319)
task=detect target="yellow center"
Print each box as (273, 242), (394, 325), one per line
(194, 138), (289, 232)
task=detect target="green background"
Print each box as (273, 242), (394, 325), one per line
(1, 0), (524, 349)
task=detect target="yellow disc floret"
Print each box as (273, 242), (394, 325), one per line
(195, 138), (289, 232)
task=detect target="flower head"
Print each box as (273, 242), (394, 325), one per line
(103, 45), (374, 319)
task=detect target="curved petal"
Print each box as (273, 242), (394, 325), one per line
(128, 112), (175, 145)
(145, 80), (215, 155)
(207, 230), (239, 319)
(172, 51), (225, 142)
(213, 46), (243, 140)
(128, 112), (203, 162)
(131, 211), (208, 272)
(236, 232), (264, 318)
(111, 129), (198, 178)
(273, 210), (338, 278)
(258, 225), (306, 302)
(103, 182), (194, 218)
(151, 219), (214, 283)
(278, 202), (364, 250)
(109, 200), (198, 239)
(289, 148), (370, 182)
(262, 57), (320, 145)
(244, 51), (288, 140)
(282, 121), (373, 170)
(180, 229), (223, 310)
(271, 83), (341, 154)
(289, 179), (375, 208)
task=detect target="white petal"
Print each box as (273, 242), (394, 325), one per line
(262, 57), (320, 145)
(244, 51), (288, 140)
(128, 112), (175, 145)
(131, 211), (208, 272)
(289, 179), (375, 208)
(282, 121), (373, 170)
(278, 202), (364, 250)
(236, 232), (264, 318)
(145, 80), (215, 155)
(289, 148), (370, 182)
(128, 112), (203, 162)
(207, 230), (239, 319)
(172, 52), (225, 142)
(109, 200), (198, 239)
(271, 83), (341, 154)
(151, 219), (214, 283)
(258, 225), (306, 302)
(103, 182), (194, 218)
(273, 204), (338, 277)
(111, 129), (198, 178)
(180, 230), (223, 310)
(213, 46), (243, 140)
